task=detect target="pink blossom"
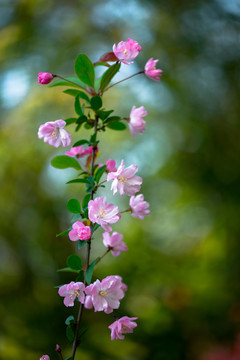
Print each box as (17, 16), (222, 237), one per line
(40, 356), (50, 360)
(38, 72), (54, 84)
(38, 120), (71, 148)
(107, 160), (142, 196)
(113, 38), (142, 65)
(85, 275), (126, 313)
(129, 194), (150, 220)
(106, 159), (117, 172)
(88, 196), (120, 232)
(58, 281), (85, 307)
(129, 106), (148, 138)
(144, 58), (163, 81)
(108, 316), (138, 340)
(69, 221), (91, 241)
(103, 232), (128, 256)
(66, 145), (95, 158)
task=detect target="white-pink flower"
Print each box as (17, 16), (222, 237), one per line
(108, 316), (138, 340)
(128, 106), (148, 138)
(58, 281), (85, 307)
(129, 194), (150, 220)
(144, 57), (163, 81)
(69, 221), (91, 241)
(38, 72), (53, 84)
(103, 232), (128, 256)
(88, 196), (120, 232)
(85, 275), (126, 313)
(40, 356), (50, 360)
(38, 120), (71, 148)
(107, 160), (142, 196)
(113, 38), (142, 65)
(66, 145), (95, 158)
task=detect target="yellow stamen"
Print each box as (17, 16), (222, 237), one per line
(99, 290), (107, 296)
(118, 176), (127, 183)
(121, 325), (129, 333)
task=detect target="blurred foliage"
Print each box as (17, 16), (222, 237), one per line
(1, 0), (240, 359)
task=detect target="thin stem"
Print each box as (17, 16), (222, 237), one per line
(71, 114), (99, 360)
(104, 71), (144, 92)
(53, 74), (88, 92)
(78, 159), (90, 175)
(120, 208), (131, 214)
(96, 248), (111, 265)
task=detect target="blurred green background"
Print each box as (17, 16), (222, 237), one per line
(1, 0), (240, 359)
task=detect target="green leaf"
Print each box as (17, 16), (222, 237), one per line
(92, 224), (100, 233)
(49, 77), (86, 89)
(74, 54), (95, 87)
(86, 258), (99, 285)
(64, 117), (77, 125)
(73, 139), (89, 147)
(107, 122), (127, 131)
(65, 315), (75, 325)
(51, 156), (81, 170)
(64, 89), (90, 102)
(66, 178), (93, 185)
(57, 267), (79, 273)
(67, 199), (81, 214)
(95, 165), (106, 184)
(56, 229), (71, 237)
(97, 109), (114, 120)
(66, 325), (75, 342)
(104, 116), (121, 124)
(83, 208), (88, 219)
(71, 214), (81, 222)
(78, 240), (88, 250)
(99, 62), (121, 93)
(65, 357), (73, 360)
(75, 95), (83, 116)
(84, 123), (94, 129)
(67, 255), (82, 270)
(82, 193), (91, 211)
(90, 96), (102, 110)
(94, 77), (102, 92)
(76, 269), (85, 282)
(86, 176), (95, 185)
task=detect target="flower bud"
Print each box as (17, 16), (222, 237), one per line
(38, 72), (54, 85)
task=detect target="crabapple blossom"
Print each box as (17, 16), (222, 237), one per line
(38, 72), (53, 84)
(69, 221), (91, 241)
(106, 159), (117, 172)
(113, 38), (142, 65)
(108, 316), (138, 340)
(103, 231), (128, 256)
(107, 160), (142, 196)
(88, 196), (120, 232)
(58, 281), (85, 307)
(66, 145), (96, 157)
(128, 106), (148, 138)
(144, 58), (163, 81)
(38, 120), (71, 148)
(129, 194), (150, 220)
(40, 355), (50, 360)
(85, 275), (126, 313)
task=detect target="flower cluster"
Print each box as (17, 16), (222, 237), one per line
(38, 37), (159, 357)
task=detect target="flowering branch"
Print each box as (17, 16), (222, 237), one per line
(38, 37), (161, 360)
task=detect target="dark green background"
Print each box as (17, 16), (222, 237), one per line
(1, 0), (240, 359)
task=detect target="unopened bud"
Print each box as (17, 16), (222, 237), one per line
(38, 72), (54, 85)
